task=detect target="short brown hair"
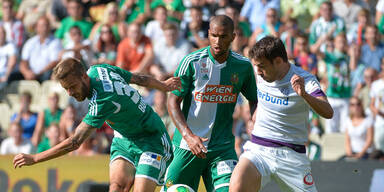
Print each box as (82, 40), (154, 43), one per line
(249, 36), (288, 63)
(53, 58), (85, 80)
(162, 22), (178, 32)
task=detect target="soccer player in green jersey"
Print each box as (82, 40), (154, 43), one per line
(163, 15), (258, 192)
(13, 58), (181, 192)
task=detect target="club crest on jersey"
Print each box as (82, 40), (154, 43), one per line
(231, 73), (239, 84)
(303, 172), (314, 186)
(200, 62), (209, 74)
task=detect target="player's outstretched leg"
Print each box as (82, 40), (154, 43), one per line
(109, 158), (135, 192)
(229, 158), (261, 192)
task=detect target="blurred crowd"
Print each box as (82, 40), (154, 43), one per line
(0, 0), (384, 162)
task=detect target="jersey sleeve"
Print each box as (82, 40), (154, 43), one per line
(305, 75), (325, 97)
(240, 62), (258, 101)
(82, 90), (115, 128)
(111, 64), (133, 84)
(172, 55), (194, 97)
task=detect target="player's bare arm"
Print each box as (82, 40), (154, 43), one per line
(130, 73), (181, 92)
(168, 93), (208, 159)
(290, 74), (334, 119)
(249, 100), (257, 123)
(13, 122), (96, 168)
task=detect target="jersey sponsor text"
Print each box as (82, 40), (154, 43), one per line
(257, 89), (289, 106)
(194, 85), (237, 103)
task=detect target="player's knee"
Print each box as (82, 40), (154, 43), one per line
(109, 182), (123, 192)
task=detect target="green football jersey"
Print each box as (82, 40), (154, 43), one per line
(83, 64), (167, 138)
(172, 46), (257, 152)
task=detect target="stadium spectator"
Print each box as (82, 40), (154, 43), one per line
(10, 92), (38, 140)
(343, 96), (374, 160)
(16, 0), (52, 35)
(145, 5), (168, 43)
(280, 0), (320, 31)
(359, 25), (384, 72)
(332, 0), (362, 31)
(54, 0), (93, 47)
(20, 17), (62, 82)
(206, 0), (229, 16)
(239, 0), (280, 31)
(355, 67), (379, 113)
(1, 122), (34, 155)
(89, 2), (126, 43)
(119, 0), (151, 24)
(309, 1), (345, 54)
(48, 0), (69, 29)
(32, 92), (63, 146)
(82, 0), (114, 23)
(153, 22), (191, 77)
(293, 33), (318, 76)
(0, 26), (17, 89)
(183, 0), (211, 23)
(376, 0), (384, 24)
(150, 0), (186, 23)
(225, 4), (251, 53)
(116, 23), (154, 73)
(318, 33), (352, 133)
(36, 123), (60, 153)
(164, 15), (258, 192)
(92, 24), (117, 66)
(0, 0), (25, 50)
(369, 61), (384, 160)
(347, 9), (371, 45)
(180, 6), (209, 49)
(59, 104), (79, 141)
(249, 8), (282, 46)
(60, 26), (92, 68)
(280, 18), (299, 60)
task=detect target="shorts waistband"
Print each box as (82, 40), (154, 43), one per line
(251, 135), (306, 154)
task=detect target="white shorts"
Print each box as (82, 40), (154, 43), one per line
(241, 141), (317, 192)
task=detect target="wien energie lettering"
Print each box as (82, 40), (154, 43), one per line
(258, 89), (289, 105)
(194, 85), (237, 103)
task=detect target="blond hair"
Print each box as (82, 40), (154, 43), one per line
(103, 2), (119, 24)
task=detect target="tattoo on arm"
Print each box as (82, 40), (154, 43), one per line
(131, 73), (150, 86)
(63, 122), (95, 152)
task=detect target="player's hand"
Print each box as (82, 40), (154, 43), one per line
(13, 153), (37, 169)
(184, 133), (208, 159)
(162, 77), (181, 92)
(291, 74), (306, 97)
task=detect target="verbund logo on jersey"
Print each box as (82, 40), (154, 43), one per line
(194, 85), (237, 103)
(258, 89), (289, 106)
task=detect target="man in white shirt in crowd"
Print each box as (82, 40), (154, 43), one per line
(0, 25), (17, 89)
(153, 22), (191, 78)
(1, 122), (34, 155)
(19, 16), (62, 82)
